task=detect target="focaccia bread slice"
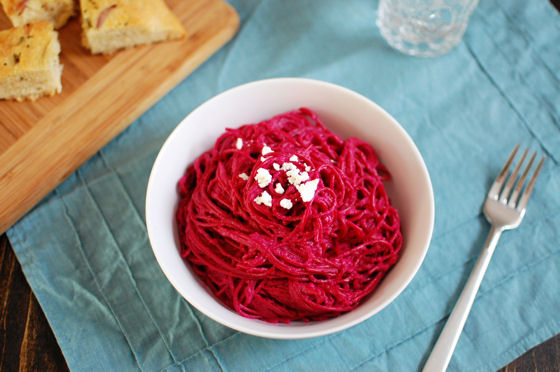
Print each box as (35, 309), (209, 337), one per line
(0, 20), (63, 101)
(0, 0), (75, 29)
(80, 0), (186, 55)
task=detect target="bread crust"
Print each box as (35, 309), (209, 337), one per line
(80, 0), (186, 54)
(0, 0), (75, 29)
(0, 20), (62, 101)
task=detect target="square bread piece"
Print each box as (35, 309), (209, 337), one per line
(0, 20), (62, 101)
(80, 0), (186, 54)
(0, 0), (75, 29)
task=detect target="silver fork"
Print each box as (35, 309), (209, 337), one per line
(422, 145), (545, 372)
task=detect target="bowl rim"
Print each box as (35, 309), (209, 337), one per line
(146, 77), (435, 339)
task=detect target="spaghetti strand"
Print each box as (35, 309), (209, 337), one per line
(176, 108), (402, 323)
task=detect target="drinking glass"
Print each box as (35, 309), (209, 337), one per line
(376, 0), (480, 57)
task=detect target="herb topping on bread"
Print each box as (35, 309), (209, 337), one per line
(0, 20), (63, 101)
(80, 0), (186, 55)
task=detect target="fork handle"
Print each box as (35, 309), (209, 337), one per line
(422, 225), (503, 372)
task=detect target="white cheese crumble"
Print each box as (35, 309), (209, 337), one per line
(238, 173), (249, 181)
(289, 155), (299, 162)
(286, 167), (309, 186)
(273, 163), (281, 171)
(254, 168), (272, 188)
(280, 198), (293, 210)
(280, 162), (309, 186)
(304, 163), (311, 172)
(236, 138), (243, 150)
(261, 145), (273, 156)
(254, 191), (272, 207)
(281, 162), (296, 171)
(274, 183), (285, 194)
(296, 179), (320, 202)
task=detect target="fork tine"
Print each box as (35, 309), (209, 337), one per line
(488, 144), (519, 199)
(516, 155), (545, 211)
(499, 148), (528, 203)
(508, 151), (536, 207)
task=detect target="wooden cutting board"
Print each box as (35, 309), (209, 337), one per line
(0, 0), (239, 234)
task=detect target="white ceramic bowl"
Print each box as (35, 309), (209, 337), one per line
(146, 78), (434, 339)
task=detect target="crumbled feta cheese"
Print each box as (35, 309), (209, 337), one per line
(304, 163), (311, 172)
(289, 155), (299, 162)
(238, 173), (249, 181)
(254, 168), (272, 188)
(280, 198), (293, 210)
(273, 163), (281, 171)
(280, 162), (309, 186)
(261, 145), (273, 156)
(296, 179), (320, 202)
(274, 183), (285, 194)
(254, 191), (272, 207)
(235, 138), (243, 150)
(286, 168), (309, 186)
(281, 162), (296, 171)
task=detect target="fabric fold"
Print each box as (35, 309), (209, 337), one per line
(7, 0), (560, 371)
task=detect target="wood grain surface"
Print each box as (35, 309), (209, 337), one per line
(1, 234), (69, 372)
(0, 0), (239, 234)
(1, 1), (559, 371)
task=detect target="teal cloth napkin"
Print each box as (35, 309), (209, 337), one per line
(7, 0), (560, 371)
